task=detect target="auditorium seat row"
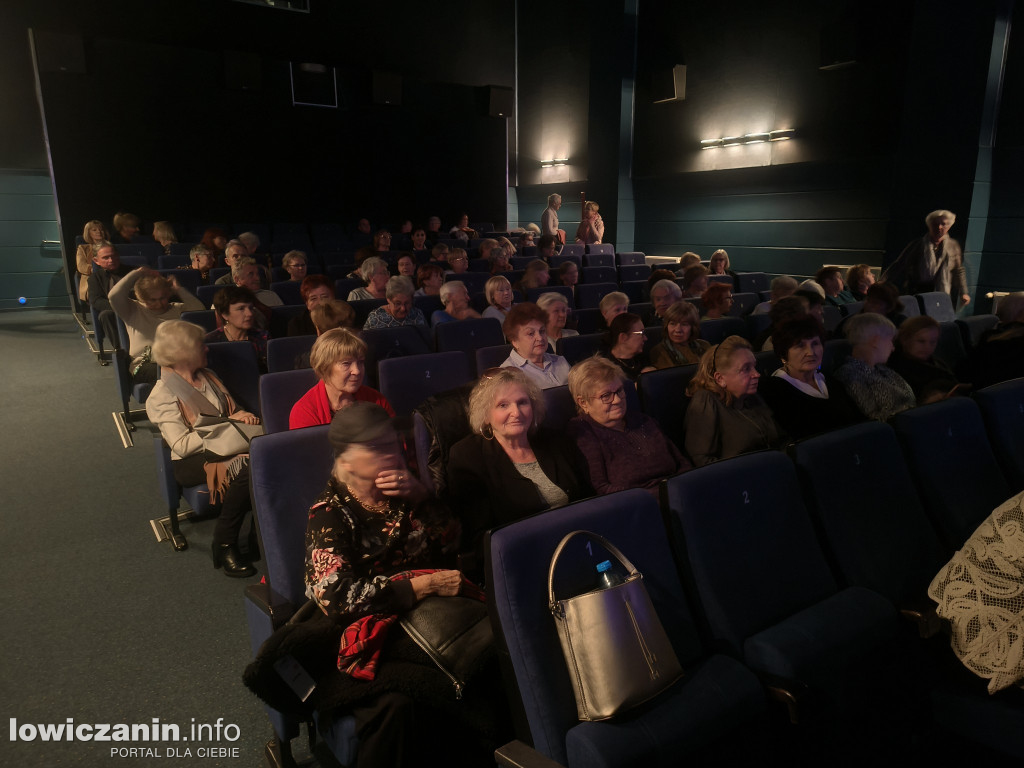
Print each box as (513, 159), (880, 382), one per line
(243, 383), (1024, 767)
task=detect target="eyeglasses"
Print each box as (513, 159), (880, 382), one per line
(592, 386), (625, 405)
(630, 330), (646, 336)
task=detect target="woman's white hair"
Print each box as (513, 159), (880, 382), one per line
(845, 312), (897, 347)
(358, 257), (388, 283)
(925, 209), (956, 227)
(440, 280), (465, 306)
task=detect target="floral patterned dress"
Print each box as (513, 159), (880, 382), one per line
(305, 475), (460, 622)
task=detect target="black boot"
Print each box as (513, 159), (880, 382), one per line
(212, 543), (256, 578)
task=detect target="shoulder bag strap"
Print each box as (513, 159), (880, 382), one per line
(547, 530), (639, 611)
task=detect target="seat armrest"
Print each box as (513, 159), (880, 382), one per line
(899, 600), (942, 639)
(494, 740), (564, 768)
(758, 672), (812, 725)
(245, 584), (297, 627)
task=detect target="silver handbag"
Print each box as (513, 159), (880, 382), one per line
(548, 530), (684, 721)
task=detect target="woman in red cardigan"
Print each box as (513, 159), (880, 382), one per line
(289, 328), (395, 429)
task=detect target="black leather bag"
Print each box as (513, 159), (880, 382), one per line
(399, 595), (493, 700)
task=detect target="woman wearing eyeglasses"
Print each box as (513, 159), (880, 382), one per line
(684, 335), (782, 467)
(567, 356), (690, 495)
(602, 312), (655, 381)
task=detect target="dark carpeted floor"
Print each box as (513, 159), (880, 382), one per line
(0, 309), (324, 767)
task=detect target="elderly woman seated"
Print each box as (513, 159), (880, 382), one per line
(288, 274), (336, 337)
(295, 402), (499, 767)
(108, 267), (205, 384)
(536, 292), (578, 353)
(431, 280), (481, 324)
(207, 286), (269, 372)
(487, 243), (512, 275)
(650, 300), (709, 368)
(597, 290), (630, 332)
(645, 279), (683, 326)
(281, 250), (308, 282)
(684, 335), (783, 467)
(415, 262), (444, 297)
(189, 244), (216, 286)
(447, 368), (589, 555)
(567, 356), (689, 495)
(500, 302), (571, 388)
(395, 252), (417, 278)
(708, 248), (737, 278)
(145, 320), (260, 575)
(602, 312), (655, 381)
(289, 328), (394, 429)
(887, 315), (963, 404)
(152, 221), (177, 254)
(752, 275), (798, 315)
(556, 261), (580, 296)
(700, 283), (734, 320)
(364, 276), (426, 329)
(834, 313), (916, 421)
(482, 275), (514, 322)
(676, 251), (702, 276)
(758, 316), (862, 439)
(347, 257), (390, 301)
(446, 247), (470, 275)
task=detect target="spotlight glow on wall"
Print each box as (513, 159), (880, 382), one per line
(540, 158), (570, 167)
(700, 128), (795, 149)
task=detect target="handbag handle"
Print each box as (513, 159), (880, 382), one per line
(548, 530), (640, 609)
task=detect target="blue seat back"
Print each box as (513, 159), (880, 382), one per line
(540, 385), (577, 431)
(822, 305), (843, 331)
(637, 365), (697, 450)
(475, 344), (513, 375)
(206, 341), (261, 415)
(661, 451), (838, 656)
(792, 422), (948, 606)
(956, 314), (998, 349)
(269, 281), (303, 305)
(268, 305), (307, 338)
(975, 378), (1024, 494)
(576, 282), (618, 309)
(266, 335), (315, 374)
(158, 254), (189, 269)
(841, 301), (864, 317)
(433, 317), (505, 368)
(618, 264), (652, 283)
(180, 310), (217, 333)
(361, 325), (433, 386)
(196, 283), (219, 307)
(378, 351), (473, 418)
(699, 317), (747, 345)
(558, 244), (585, 259)
(413, 294), (444, 319)
(444, 272), (491, 296)
(259, 369), (318, 434)
(615, 251), (645, 266)
(890, 398), (1011, 549)
(735, 272), (770, 294)
(746, 313), (772, 340)
(899, 295), (921, 317)
(917, 291), (956, 322)
(581, 266), (617, 284)
(527, 285), (573, 305)
(585, 243), (615, 256)
(583, 253), (614, 268)
(729, 292), (759, 317)
(556, 333), (604, 364)
(249, 426), (333, 607)
(486, 489), (705, 765)
(619, 280), (647, 303)
(347, 298), (386, 328)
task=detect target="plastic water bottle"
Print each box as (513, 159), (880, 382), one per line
(596, 560), (624, 589)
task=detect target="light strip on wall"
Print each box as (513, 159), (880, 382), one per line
(700, 129), (795, 149)
(540, 158), (570, 167)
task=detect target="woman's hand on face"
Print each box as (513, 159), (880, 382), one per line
(232, 412), (260, 426)
(411, 570), (463, 600)
(376, 468), (426, 501)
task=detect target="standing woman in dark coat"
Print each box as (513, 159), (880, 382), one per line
(446, 368), (589, 556)
(758, 316), (862, 439)
(882, 209), (970, 309)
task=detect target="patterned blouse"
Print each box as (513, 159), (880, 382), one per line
(305, 475), (460, 621)
(833, 357), (917, 422)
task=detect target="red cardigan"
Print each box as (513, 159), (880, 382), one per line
(288, 379), (396, 430)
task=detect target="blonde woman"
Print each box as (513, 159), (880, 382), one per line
(76, 220), (110, 302)
(575, 200), (604, 244)
(684, 335), (782, 467)
(482, 275), (514, 322)
(650, 301), (709, 368)
(152, 221), (178, 253)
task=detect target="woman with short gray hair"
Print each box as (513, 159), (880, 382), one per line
(347, 256), (390, 301)
(882, 209), (970, 308)
(834, 313), (916, 421)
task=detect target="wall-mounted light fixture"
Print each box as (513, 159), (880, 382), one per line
(540, 158), (570, 167)
(700, 128), (795, 149)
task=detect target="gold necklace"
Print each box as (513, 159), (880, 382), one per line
(346, 486), (392, 513)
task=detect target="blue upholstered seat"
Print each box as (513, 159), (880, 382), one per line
(258, 368), (318, 434)
(576, 283), (618, 310)
(615, 251), (645, 266)
(890, 398), (1011, 549)
(698, 317), (747, 344)
(265, 335), (315, 374)
(433, 317), (505, 370)
(974, 378), (1024, 493)
(475, 343), (513, 375)
(792, 422), (948, 609)
(246, 427), (356, 766)
(487, 489), (766, 768)
(581, 265), (617, 284)
(661, 452), (898, 694)
(637, 365), (697, 450)
(917, 292), (957, 322)
(585, 243), (615, 256)
(378, 351), (473, 419)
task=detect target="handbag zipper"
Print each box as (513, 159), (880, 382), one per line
(400, 620), (465, 699)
